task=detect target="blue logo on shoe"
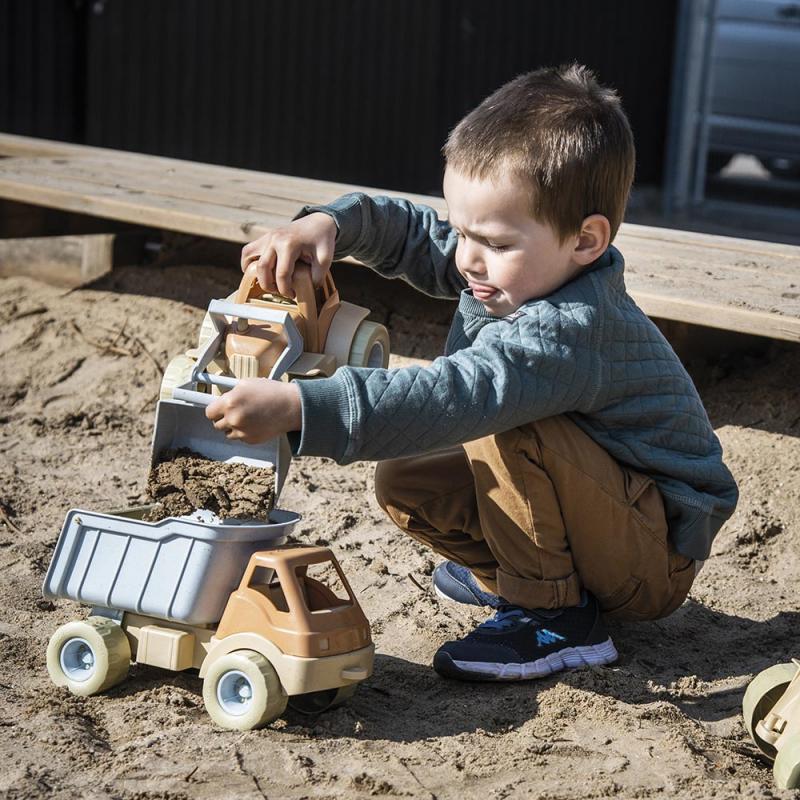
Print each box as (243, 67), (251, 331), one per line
(536, 629), (566, 646)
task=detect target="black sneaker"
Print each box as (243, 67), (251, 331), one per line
(432, 560), (505, 609)
(433, 592), (617, 681)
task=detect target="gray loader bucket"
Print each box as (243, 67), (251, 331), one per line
(151, 399), (291, 498)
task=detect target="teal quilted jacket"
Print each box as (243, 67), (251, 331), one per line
(290, 194), (739, 561)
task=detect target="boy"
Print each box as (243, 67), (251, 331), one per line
(207, 65), (738, 682)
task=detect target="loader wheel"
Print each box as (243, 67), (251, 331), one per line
(203, 650), (287, 731)
(197, 311), (216, 351)
(288, 684), (358, 715)
(743, 662), (797, 759)
(348, 321), (390, 368)
(197, 290), (236, 350)
(47, 616), (131, 696)
(159, 355), (198, 401)
(774, 733), (800, 789)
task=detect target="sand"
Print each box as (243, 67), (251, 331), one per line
(144, 449), (276, 522)
(0, 262), (799, 800)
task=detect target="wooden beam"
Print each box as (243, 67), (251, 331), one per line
(1, 133), (799, 343)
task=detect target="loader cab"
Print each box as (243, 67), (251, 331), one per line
(215, 546), (371, 659)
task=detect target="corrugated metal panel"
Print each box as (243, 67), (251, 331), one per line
(0, 0), (84, 142)
(3, 1), (677, 189)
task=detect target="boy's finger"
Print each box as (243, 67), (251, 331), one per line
(256, 249), (278, 294)
(316, 239), (333, 273)
(240, 241), (255, 271)
(205, 398), (225, 422)
(274, 242), (299, 298)
(212, 417), (232, 433)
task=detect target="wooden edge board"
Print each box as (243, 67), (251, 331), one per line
(631, 290), (800, 343)
(0, 133), (439, 210)
(0, 175), (277, 243)
(4, 134), (799, 261)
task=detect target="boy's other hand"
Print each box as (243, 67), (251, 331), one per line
(205, 379), (302, 444)
(240, 213), (337, 298)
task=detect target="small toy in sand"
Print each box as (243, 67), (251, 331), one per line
(743, 660), (800, 789)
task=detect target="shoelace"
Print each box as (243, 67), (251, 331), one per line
(477, 606), (533, 632)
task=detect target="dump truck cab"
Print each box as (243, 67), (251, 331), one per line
(216, 545), (372, 659)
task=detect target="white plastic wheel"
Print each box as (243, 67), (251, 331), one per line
(46, 616), (131, 696)
(348, 320), (390, 368)
(743, 662), (797, 759)
(159, 354), (197, 400)
(197, 290), (236, 350)
(202, 650), (287, 731)
(197, 311), (216, 351)
(774, 733), (800, 789)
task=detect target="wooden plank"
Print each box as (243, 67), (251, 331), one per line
(631, 291), (800, 341)
(1, 134), (799, 342)
(0, 234), (113, 287)
(0, 152), (436, 215)
(0, 164), (286, 242)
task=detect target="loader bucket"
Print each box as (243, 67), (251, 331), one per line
(151, 399), (291, 499)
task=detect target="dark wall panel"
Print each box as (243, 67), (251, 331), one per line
(0, 0), (84, 142)
(3, 1), (677, 191)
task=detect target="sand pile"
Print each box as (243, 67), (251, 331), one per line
(144, 448), (276, 522)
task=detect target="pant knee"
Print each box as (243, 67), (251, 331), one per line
(374, 458), (405, 515)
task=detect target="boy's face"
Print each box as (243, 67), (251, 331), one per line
(443, 166), (583, 316)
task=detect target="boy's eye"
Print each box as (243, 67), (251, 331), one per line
(487, 242), (509, 252)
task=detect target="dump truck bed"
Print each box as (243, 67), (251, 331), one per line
(42, 506), (300, 625)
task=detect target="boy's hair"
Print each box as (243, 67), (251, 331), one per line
(443, 64), (635, 242)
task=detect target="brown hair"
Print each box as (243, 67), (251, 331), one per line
(442, 64), (635, 242)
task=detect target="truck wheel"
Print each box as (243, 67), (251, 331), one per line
(774, 733), (800, 789)
(203, 650), (287, 731)
(159, 355), (197, 401)
(46, 617), (131, 696)
(348, 321), (390, 368)
(288, 684), (358, 714)
(743, 662), (797, 759)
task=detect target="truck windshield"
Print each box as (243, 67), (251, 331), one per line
(296, 562), (352, 613)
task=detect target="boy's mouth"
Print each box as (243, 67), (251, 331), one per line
(469, 282), (498, 301)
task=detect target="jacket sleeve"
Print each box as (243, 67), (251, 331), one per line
(290, 309), (601, 464)
(294, 192), (466, 299)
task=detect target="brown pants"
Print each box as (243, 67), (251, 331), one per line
(375, 415), (695, 621)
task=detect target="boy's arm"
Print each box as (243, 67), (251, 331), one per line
(291, 313), (600, 464)
(295, 193), (466, 299)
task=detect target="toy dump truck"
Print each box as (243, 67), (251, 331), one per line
(743, 661), (800, 789)
(43, 265), (382, 730)
(43, 510), (372, 730)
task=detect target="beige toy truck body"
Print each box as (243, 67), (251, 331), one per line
(46, 544), (373, 730)
(743, 660), (800, 789)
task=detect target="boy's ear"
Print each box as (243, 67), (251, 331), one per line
(573, 214), (611, 266)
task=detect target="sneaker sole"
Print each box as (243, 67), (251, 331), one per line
(433, 638), (618, 682)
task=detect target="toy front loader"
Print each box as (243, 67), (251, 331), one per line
(162, 261), (390, 403)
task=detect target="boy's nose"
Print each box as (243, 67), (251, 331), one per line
(458, 239), (485, 277)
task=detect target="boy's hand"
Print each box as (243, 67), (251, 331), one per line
(205, 379), (302, 444)
(241, 213), (337, 297)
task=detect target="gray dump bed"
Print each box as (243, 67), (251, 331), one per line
(42, 507), (300, 625)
